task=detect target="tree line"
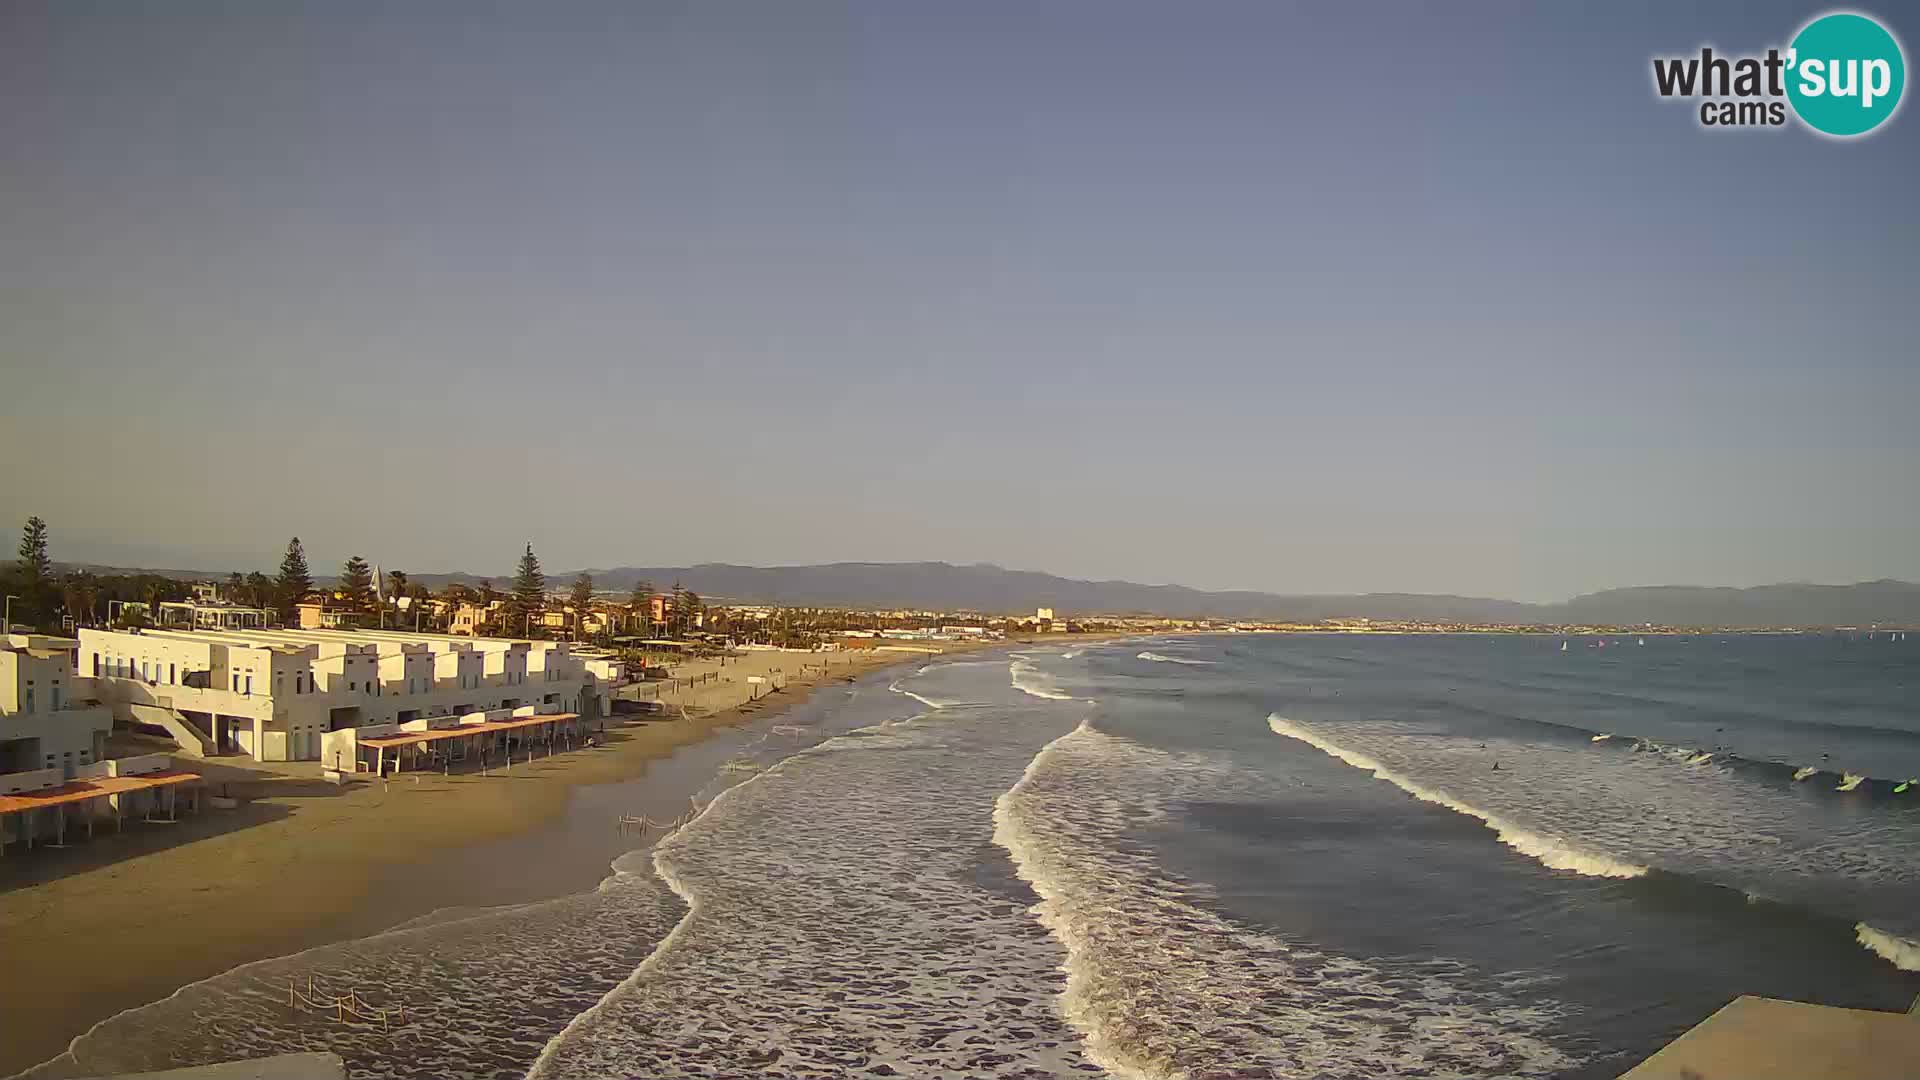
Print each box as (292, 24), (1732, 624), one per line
(2, 517), (704, 643)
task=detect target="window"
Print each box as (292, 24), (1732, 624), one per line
(245, 676), (253, 695)
(170, 663), (176, 683)
(92, 653), (101, 676)
(350, 681), (357, 691)
(51, 687), (62, 710)
(23, 688), (34, 713)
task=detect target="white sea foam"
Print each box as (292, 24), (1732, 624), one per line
(1010, 656), (1077, 700)
(886, 678), (949, 711)
(1264, 712), (1920, 948)
(32, 703), (922, 1080)
(995, 721), (1580, 1079)
(1267, 714), (1649, 879)
(34, 852), (688, 1080)
(1855, 923), (1920, 972)
(1136, 650), (1215, 665)
(528, 709), (1097, 1079)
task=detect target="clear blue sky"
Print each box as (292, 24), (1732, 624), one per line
(3, 2), (1915, 601)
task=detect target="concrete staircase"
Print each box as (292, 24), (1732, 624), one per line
(129, 701), (214, 758)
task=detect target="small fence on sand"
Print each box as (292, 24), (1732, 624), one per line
(287, 974), (408, 1030)
(616, 797), (705, 839)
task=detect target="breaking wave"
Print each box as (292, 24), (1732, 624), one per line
(527, 711), (1096, 1079)
(1265, 713), (1920, 973)
(886, 678), (952, 711)
(1854, 924), (1920, 972)
(1137, 651), (1215, 665)
(994, 721), (1581, 1078)
(1267, 714), (1648, 879)
(1010, 656), (1077, 700)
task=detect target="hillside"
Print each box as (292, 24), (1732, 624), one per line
(52, 560), (1920, 626)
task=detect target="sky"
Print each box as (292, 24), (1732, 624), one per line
(2, 2), (1915, 602)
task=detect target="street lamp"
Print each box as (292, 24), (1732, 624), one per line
(3, 595), (18, 635)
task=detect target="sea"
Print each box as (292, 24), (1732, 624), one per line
(24, 633), (1920, 1080)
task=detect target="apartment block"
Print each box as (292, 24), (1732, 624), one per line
(1, 633), (114, 777)
(75, 626), (625, 763)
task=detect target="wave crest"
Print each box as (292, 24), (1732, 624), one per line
(995, 721), (1580, 1078)
(1855, 923), (1920, 972)
(1137, 651), (1215, 665)
(1010, 657), (1076, 701)
(1266, 714), (1649, 880)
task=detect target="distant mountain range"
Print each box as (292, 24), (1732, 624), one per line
(444, 563), (1918, 628)
(56, 559), (1920, 627)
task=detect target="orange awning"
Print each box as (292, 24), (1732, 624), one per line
(0, 770), (201, 814)
(357, 713), (580, 751)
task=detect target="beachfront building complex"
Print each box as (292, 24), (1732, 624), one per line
(74, 626), (624, 763)
(1, 633), (114, 779)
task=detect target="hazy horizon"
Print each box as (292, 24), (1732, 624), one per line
(25, 541), (1920, 606)
(5, 2), (1916, 603)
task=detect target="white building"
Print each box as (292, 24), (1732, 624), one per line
(1, 633), (114, 777)
(76, 626), (625, 763)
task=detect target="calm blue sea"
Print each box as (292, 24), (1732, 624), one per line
(32, 634), (1920, 1080)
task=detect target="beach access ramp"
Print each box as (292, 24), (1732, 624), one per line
(1619, 994), (1920, 1079)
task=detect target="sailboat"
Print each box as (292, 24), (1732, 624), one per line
(1560, 640), (1568, 653)
(1638, 638), (1646, 646)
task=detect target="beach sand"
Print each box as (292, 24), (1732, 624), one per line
(0, 638), (1081, 1075)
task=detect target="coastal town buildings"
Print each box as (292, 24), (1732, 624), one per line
(0, 633), (113, 778)
(73, 626), (624, 763)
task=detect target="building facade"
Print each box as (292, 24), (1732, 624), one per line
(76, 626), (624, 763)
(1, 633), (114, 777)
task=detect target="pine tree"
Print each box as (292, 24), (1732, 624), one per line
(276, 537), (314, 620)
(14, 516), (52, 627)
(569, 573), (595, 637)
(339, 555), (375, 612)
(510, 543), (546, 635)
(669, 582), (688, 637)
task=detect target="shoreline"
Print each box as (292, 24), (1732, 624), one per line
(1, 637), (1096, 1076)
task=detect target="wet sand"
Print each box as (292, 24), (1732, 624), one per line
(0, 639), (1072, 1075)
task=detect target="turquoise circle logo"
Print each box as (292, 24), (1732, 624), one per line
(1786, 12), (1906, 136)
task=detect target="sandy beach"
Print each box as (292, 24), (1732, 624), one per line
(0, 638), (1086, 1076)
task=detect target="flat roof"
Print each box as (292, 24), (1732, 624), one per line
(357, 713), (581, 750)
(0, 769), (201, 814)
